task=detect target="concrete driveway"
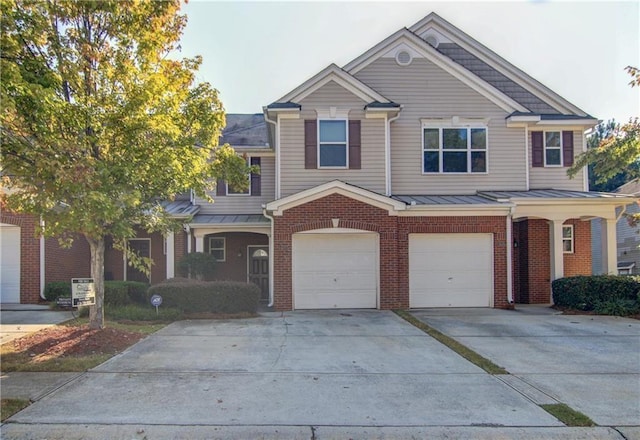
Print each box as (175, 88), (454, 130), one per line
(1, 310), (632, 439)
(411, 306), (640, 429)
(0, 304), (74, 345)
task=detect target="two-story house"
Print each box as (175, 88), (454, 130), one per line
(2, 13), (634, 308)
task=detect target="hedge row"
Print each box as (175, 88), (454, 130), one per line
(147, 278), (260, 314)
(44, 280), (149, 306)
(552, 275), (640, 312)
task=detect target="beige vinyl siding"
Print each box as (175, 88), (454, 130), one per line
(279, 80), (386, 197)
(529, 130), (585, 191)
(354, 57), (527, 195)
(196, 155), (276, 214)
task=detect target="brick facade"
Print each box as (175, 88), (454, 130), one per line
(0, 211), (41, 303)
(45, 235), (91, 283)
(203, 232), (268, 282)
(272, 193), (512, 311)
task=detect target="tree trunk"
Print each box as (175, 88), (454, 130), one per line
(86, 235), (105, 329)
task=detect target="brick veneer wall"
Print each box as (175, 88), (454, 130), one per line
(563, 219), (592, 277)
(174, 230), (186, 277)
(272, 193), (511, 311)
(203, 232), (268, 282)
(0, 211), (41, 303)
(523, 219), (552, 304)
(104, 230), (167, 284)
(45, 235), (91, 283)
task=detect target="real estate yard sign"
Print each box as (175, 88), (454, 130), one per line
(71, 278), (96, 307)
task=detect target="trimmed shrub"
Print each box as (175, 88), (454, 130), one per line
(594, 299), (640, 316)
(177, 252), (217, 280)
(44, 281), (71, 301)
(552, 275), (640, 311)
(147, 279), (260, 314)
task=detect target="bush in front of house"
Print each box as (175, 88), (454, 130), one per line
(552, 275), (640, 315)
(177, 252), (217, 280)
(44, 280), (149, 305)
(147, 278), (260, 314)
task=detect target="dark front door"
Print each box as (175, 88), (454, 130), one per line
(127, 239), (151, 283)
(248, 247), (269, 301)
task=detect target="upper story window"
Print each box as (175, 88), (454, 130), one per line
(422, 126), (487, 174)
(532, 130), (574, 168)
(318, 120), (347, 168)
(545, 131), (562, 166)
(227, 178), (250, 196)
(216, 157), (261, 197)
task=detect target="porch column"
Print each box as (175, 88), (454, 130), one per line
(165, 231), (175, 279)
(601, 218), (618, 274)
(549, 219), (564, 281)
(194, 231), (205, 253)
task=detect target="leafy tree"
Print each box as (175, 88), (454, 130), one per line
(569, 66), (640, 190)
(1, 0), (252, 329)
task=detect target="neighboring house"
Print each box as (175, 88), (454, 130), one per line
(592, 179), (640, 275)
(1, 13), (635, 308)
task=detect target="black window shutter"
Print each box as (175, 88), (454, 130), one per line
(216, 179), (226, 196)
(304, 119), (317, 169)
(562, 131), (574, 167)
(531, 131), (543, 167)
(349, 120), (361, 169)
(250, 157), (261, 196)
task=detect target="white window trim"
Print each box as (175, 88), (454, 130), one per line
(318, 119), (349, 169)
(562, 225), (574, 254)
(208, 236), (226, 262)
(544, 130), (563, 167)
(226, 157), (251, 196)
(421, 124), (489, 175)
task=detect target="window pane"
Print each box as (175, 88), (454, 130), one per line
(562, 227), (573, 239)
(423, 151), (439, 172)
(471, 151), (486, 173)
(320, 144), (347, 167)
(545, 131), (561, 147)
(546, 148), (561, 165)
(563, 239), (572, 253)
(423, 128), (439, 150)
(228, 182), (249, 194)
(211, 249), (224, 261)
(210, 238), (224, 249)
(443, 151), (467, 172)
(319, 120), (346, 142)
(471, 128), (486, 149)
(443, 128), (467, 149)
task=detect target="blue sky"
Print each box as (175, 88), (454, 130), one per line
(178, 1), (639, 122)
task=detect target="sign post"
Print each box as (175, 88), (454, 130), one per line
(71, 278), (96, 307)
(150, 294), (163, 316)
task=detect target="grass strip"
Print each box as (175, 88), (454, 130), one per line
(394, 309), (509, 375)
(541, 403), (595, 427)
(1, 399), (30, 421)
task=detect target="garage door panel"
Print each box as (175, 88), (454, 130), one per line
(0, 225), (21, 303)
(293, 233), (378, 309)
(409, 233), (493, 308)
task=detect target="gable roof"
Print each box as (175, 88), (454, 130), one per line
(271, 63), (394, 107)
(407, 13), (589, 117)
(220, 114), (269, 147)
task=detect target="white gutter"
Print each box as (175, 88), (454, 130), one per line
(263, 110), (279, 199)
(39, 217), (46, 300)
(506, 207), (514, 305)
(262, 206), (275, 308)
(385, 111), (401, 196)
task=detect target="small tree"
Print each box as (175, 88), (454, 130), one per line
(0, 0), (253, 329)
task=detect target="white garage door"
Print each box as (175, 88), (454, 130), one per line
(293, 232), (378, 309)
(0, 224), (21, 303)
(410, 233), (493, 308)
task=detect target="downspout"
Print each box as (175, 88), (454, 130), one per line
(39, 217), (46, 300)
(616, 205), (627, 222)
(524, 126), (530, 191)
(264, 110), (279, 199)
(385, 111), (401, 196)
(262, 207), (275, 308)
(506, 206), (515, 306)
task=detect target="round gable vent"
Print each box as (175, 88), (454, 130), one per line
(395, 50), (412, 66)
(424, 35), (439, 48)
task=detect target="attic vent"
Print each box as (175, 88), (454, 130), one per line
(424, 35), (439, 48)
(395, 50), (412, 66)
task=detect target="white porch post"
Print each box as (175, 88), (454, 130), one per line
(601, 218), (618, 275)
(549, 219), (564, 281)
(165, 231), (175, 279)
(194, 231), (205, 253)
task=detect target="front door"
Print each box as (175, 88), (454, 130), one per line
(248, 246), (269, 301)
(126, 239), (151, 283)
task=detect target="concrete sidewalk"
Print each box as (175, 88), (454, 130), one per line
(411, 306), (640, 427)
(2, 310), (637, 439)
